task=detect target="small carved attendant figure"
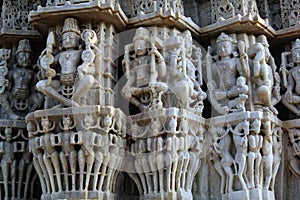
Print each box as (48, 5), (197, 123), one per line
(247, 119), (263, 189)
(282, 39), (300, 116)
(1, 127), (17, 200)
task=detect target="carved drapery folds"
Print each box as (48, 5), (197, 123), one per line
(26, 106), (126, 199)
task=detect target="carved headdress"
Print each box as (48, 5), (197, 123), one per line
(292, 39), (300, 51)
(133, 27), (150, 42)
(216, 32), (235, 44)
(62, 18), (80, 35)
(16, 39), (32, 54)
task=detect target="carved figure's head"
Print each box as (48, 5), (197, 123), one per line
(216, 33), (234, 57)
(62, 18), (80, 49)
(292, 39), (300, 64)
(133, 27), (150, 56)
(16, 39), (33, 67)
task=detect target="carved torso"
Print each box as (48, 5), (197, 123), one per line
(132, 55), (151, 87)
(215, 58), (238, 89)
(58, 50), (82, 83)
(291, 67), (300, 94)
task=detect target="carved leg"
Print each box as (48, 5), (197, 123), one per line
(59, 152), (69, 191)
(157, 154), (164, 194)
(263, 155), (273, 190)
(270, 160), (280, 191)
(149, 154), (158, 193)
(247, 155), (255, 189)
(176, 154), (184, 190)
(255, 155), (262, 188)
(39, 154), (51, 193)
(78, 150), (85, 191)
(105, 154), (117, 191)
(98, 156), (110, 191)
(33, 158), (47, 194)
(181, 153), (190, 189)
(11, 160), (17, 198)
(69, 151), (77, 191)
(223, 166), (233, 193)
(165, 155), (172, 192)
(1, 161), (9, 198)
(171, 158), (178, 192)
(93, 152), (103, 191)
(43, 155), (56, 192)
(23, 163), (33, 198)
(73, 75), (94, 103)
(142, 156), (153, 193)
(85, 154), (95, 190)
(51, 152), (62, 192)
(30, 173), (38, 199)
(213, 161), (225, 194)
(18, 159), (25, 198)
(135, 160), (147, 194)
(237, 157), (247, 190)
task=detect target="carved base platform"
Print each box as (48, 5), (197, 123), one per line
(222, 189), (275, 200)
(141, 190), (192, 200)
(222, 190), (250, 200)
(42, 191), (117, 200)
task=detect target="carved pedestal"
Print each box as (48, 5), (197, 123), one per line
(207, 111), (281, 200)
(26, 106), (126, 200)
(128, 108), (205, 200)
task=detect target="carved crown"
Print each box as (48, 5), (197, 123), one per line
(292, 39), (300, 51)
(16, 39), (32, 54)
(133, 27), (150, 42)
(62, 18), (80, 35)
(216, 32), (234, 43)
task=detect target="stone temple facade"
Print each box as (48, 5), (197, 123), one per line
(1, 0), (300, 200)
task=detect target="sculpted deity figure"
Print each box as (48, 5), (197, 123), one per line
(248, 35), (280, 113)
(206, 33), (249, 114)
(37, 18), (96, 108)
(122, 27), (167, 111)
(282, 39), (300, 116)
(0, 49), (19, 120)
(10, 39), (43, 113)
(167, 30), (206, 110)
(247, 118), (263, 189)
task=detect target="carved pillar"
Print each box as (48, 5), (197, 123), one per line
(0, 45), (42, 199)
(26, 1), (127, 198)
(202, 32), (282, 200)
(122, 25), (206, 199)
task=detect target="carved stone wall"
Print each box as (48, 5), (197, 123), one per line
(0, 0), (300, 200)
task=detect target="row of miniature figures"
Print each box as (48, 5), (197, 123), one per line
(208, 119), (282, 197)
